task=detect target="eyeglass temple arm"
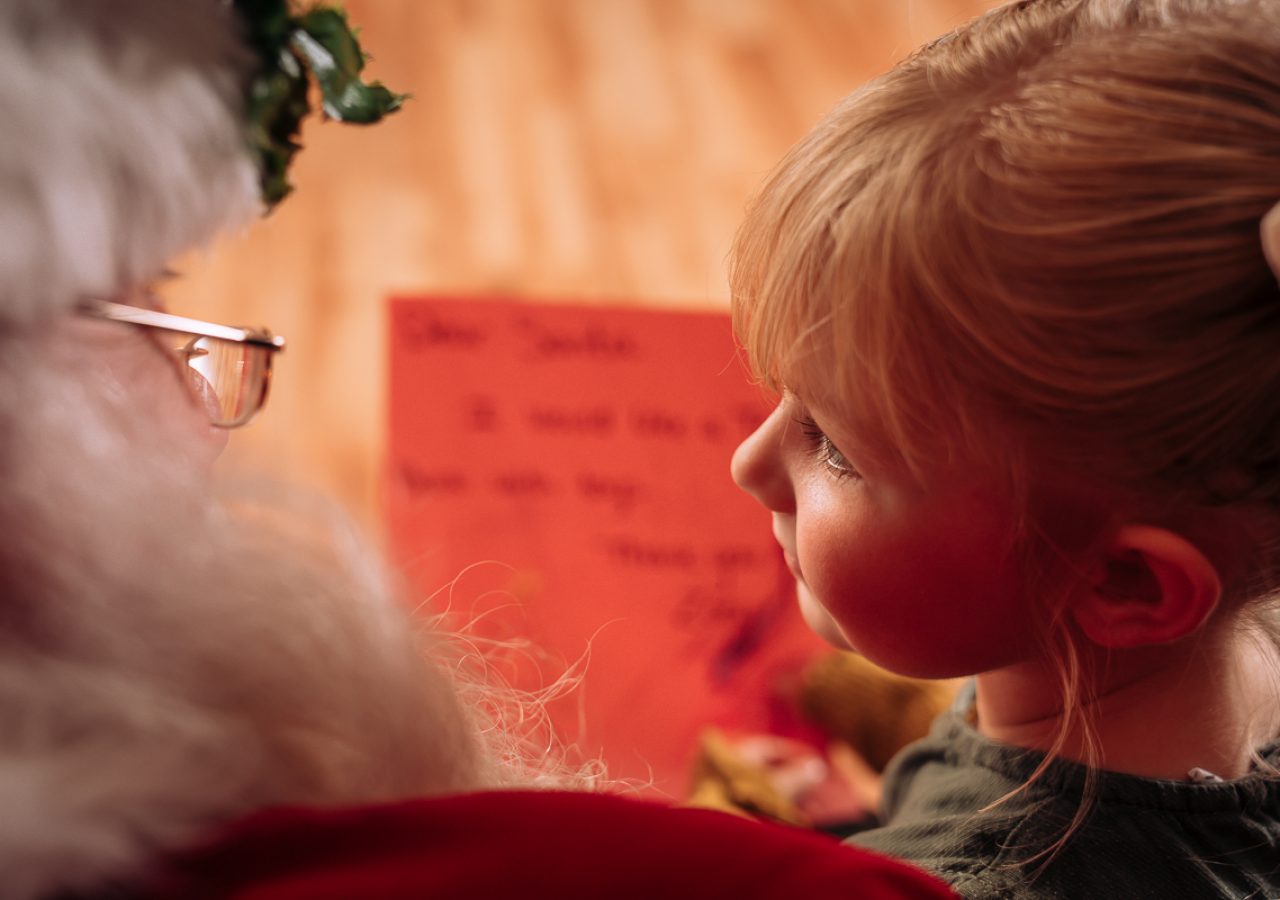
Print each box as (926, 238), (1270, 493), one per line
(82, 300), (285, 351)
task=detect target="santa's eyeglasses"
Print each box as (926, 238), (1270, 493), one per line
(80, 300), (286, 429)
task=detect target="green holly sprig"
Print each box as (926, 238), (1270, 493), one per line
(234, 0), (406, 208)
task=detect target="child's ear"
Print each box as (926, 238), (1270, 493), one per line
(1072, 525), (1222, 649)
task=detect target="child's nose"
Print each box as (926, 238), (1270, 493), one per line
(731, 405), (795, 514)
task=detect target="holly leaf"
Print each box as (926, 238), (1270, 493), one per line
(245, 48), (311, 206)
(234, 0), (293, 58)
(291, 8), (407, 123)
(233, 0), (406, 209)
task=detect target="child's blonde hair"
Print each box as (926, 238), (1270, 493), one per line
(733, 1), (1280, 862)
(733, 0), (1280, 615)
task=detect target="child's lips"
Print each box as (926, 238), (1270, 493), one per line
(772, 522), (803, 580)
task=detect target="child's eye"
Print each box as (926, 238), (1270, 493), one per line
(795, 416), (860, 480)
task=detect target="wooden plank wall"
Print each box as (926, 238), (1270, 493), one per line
(168, 0), (1001, 529)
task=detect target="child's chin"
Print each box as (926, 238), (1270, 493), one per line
(796, 582), (854, 651)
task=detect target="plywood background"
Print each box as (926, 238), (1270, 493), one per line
(169, 0), (1001, 530)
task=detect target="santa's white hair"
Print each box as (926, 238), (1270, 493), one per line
(0, 0), (261, 324)
(0, 2), (573, 897)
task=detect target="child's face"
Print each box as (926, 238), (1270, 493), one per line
(731, 391), (1037, 679)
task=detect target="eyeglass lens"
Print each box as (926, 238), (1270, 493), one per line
(180, 336), (271, 428)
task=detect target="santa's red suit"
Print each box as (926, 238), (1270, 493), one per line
(145, 791), (955, 899)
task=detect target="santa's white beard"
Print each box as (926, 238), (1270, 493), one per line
(0, 333), (510, 898)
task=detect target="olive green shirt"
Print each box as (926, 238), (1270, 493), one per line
(849, 685), (1280, 899)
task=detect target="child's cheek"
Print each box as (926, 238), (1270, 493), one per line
(805, 492), (1033, 679)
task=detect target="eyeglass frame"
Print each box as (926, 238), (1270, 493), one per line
(79, 299), (286, 428)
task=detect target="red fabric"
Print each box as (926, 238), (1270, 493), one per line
(147, 790), (956, 899)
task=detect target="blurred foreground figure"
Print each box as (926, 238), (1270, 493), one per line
(0, 2), (505, 895)
(0, 2), (956, 898)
